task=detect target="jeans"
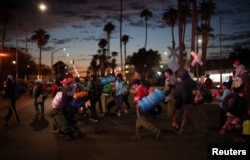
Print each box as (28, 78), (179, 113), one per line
(123, 95), (131, 109)
(116, 94), (124, 111)
(135, 109), (160, 136)
(90, 98), (99, 119)
(5, 98), (20, 122)
(101, 93), (109, 113)
(179, 104), (207, 134)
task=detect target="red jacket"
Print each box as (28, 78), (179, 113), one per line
(134, 85), (148, 106)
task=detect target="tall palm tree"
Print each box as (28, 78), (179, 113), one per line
(197, 23), (214, 73)
(178, 0), (192, 69)
(121, 34), (129, 64)
(103, 22), (115, 58)
(198, 0), (216, 74)
(30, 29), (50, 78)
(162, 6), (178, 50)
(98, 38), (108, 75)
(140, 8), (152, 49)
(180, 1), (191, 51)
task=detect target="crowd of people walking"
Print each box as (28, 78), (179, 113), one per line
(1, 59), (250, 142)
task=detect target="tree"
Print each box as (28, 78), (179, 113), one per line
(121, 34), (129, 65)
(103, 22), (115, 58)
(1, 46), (36, 79)
(130, 48), (161, 78)
(178, 0), (192, 69)
(0, 0), (16, 51)
(53, 61), (68, 78)
(110, 51), (118, 74)
(162, 6), (178, 50)
(198, 0), (216, 75)
(30, 29), (50, 78)
(90, 54), (99, 76)
(98, 38), (108, 75)
(140, 8), (152, 49)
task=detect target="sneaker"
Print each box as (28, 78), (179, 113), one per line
(155, 130), (161, 141)
(124, 109), (128, 114)
(89, 118), (99, 123)
(172, 122), (179, 129)
(117, 111), (121, 117)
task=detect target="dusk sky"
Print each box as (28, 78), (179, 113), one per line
(3, 0), (250, 74)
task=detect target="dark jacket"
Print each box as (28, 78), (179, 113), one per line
(174, 70), (197, 105)
(5, 78), (16, 99)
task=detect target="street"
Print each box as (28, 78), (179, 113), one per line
(0, 93), (246, 160)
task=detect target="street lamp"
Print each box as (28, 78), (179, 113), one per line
(51, 48), (66, 68)
(51, 48), (66, 80)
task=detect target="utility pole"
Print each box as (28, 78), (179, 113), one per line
(15, 15), (19, 80)
(120, 0), (124, 75)
(219, 16), (222, 83)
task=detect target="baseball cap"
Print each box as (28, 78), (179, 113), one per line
(60, 78), (72, 85)
(233, 60), (240, 66)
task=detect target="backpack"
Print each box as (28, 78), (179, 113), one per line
(15, 83), (27, 99)
(90, 80), (103, 97)
(122, 81), (129, 95)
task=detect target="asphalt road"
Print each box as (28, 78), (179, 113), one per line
(0, 93), (247, 160)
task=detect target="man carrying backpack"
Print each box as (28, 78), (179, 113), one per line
(2, 75), (20, 125)
(86, 74), (103, 122)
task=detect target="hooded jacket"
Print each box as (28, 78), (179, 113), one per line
(174, 70), (197, 105)
(235, 64), (249, 85)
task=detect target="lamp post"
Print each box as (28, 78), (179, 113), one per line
(51, 48), (66, 79)
(51, 48), (66, 68)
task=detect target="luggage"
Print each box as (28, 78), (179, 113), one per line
(50, 109), (74, 140)
(73, 90), (88, 99)
(50, 108), (83, 140)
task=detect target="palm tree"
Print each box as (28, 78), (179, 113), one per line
(121, 34), (129, 63)
(103, 22), (115, 58)
(90, 54), (99, 76)
(162, 6), (178, 50)
(98, 38), (108, 75)
(140, 8), (152, 49)
(0, 1), (16, 51)
(110, 51), (118, 74)
(198, 0), (216, 74)
(30, 29), (50, 78)
(178, 0), (192, 69)
(197, 23), (214, 73)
